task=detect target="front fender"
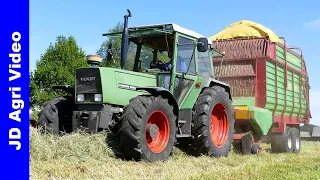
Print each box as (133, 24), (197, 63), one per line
(136, 87), (179, 117)
(204, 78), (232, 100)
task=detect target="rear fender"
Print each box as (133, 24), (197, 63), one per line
(136, 87), (179, 117)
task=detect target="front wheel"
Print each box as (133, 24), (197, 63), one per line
(37, 96), (75, 134)
(191, 86), (235, 157)
(116, 95), (176, 162)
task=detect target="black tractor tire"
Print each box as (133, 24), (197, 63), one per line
(271, 126), (293, 153)
(190, 86), (235, 157)
(290, 127), (301, 153)
(37, 96), (75, 134)
(116, 95), (176, 162)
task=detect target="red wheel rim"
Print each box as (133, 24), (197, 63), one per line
(146, 111), (170, 153)
(210, 102), (229, 148)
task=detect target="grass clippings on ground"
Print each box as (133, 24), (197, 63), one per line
(30, 127), (320, 180)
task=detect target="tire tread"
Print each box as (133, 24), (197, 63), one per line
(191, 86), (235, 157)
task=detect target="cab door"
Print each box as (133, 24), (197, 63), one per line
(170, 34), (200, 108)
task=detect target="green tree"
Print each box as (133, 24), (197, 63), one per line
(30, 35), (87, 108)
(97, 22), (123, 68)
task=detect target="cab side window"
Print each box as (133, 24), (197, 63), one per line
(198, 50), (213, 78)
(176, 37), (196, 75)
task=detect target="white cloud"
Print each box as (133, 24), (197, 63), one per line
(304, 19), (320, 27)
(309, 90), (320, 126)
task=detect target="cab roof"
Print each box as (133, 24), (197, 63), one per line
(128, 23), (212, 45)
(103, 23), (212, 45)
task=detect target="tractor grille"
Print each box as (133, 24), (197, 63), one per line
(76, 68), (102, 94)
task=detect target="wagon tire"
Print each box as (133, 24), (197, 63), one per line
(251, 143), (260, 155)
(271, 126), (293, 153)
(290, 127), (301, 153)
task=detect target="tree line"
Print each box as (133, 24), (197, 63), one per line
(30, 23), (124, 108)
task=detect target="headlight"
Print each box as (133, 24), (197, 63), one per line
(77, 94), (85, 102)
(94, 94), (102, 102)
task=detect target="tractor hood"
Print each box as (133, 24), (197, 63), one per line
(75, 67), (157, 106)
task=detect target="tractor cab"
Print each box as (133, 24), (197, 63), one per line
(103, 23), (223, 75)
(102, 23), (224, 105)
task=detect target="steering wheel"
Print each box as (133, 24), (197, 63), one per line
(150, 60), (163, 69)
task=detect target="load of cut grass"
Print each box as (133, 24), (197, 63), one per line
(30, 127), (320, 180)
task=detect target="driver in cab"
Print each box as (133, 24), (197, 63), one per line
(154, 49), (187, 73)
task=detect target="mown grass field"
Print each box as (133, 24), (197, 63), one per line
(30, 127), (320, 180)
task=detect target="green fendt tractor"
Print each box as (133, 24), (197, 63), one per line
(37, 9), (235, 162)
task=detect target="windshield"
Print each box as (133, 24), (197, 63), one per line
(106, 33), (174, 72)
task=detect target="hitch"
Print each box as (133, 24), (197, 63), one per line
(233, 131), (262, 155)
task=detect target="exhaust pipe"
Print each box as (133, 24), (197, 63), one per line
(120, 9), (132, 69)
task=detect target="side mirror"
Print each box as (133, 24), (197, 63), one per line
(197, 37), (209, 52)
(107, 43), (113, 61)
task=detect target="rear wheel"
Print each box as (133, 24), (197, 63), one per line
(37, 96), (75, 134)
(117, 95), (176, 162)
(191, 86), (235, 157)
(271, 126), (293, 153)
(290, 127), (301, 153)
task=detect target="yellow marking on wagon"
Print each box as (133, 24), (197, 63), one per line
(234, 106), (253, 120)
(234, 106), (249, 111)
